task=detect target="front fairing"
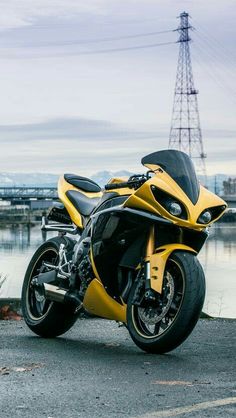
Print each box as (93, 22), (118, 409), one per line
(125, 150), (227, 229)
(142, 150), (200, 204)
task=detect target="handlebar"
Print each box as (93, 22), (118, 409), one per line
(105, 181), (134, 191)
(104, 175), (147, 191)
(105, 181), (131, 190)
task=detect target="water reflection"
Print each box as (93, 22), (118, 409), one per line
(0, 223), (235, 318)
(199, 223), (236, 318)
(0, 225), (56, 299)
(0, 225), (48, 252)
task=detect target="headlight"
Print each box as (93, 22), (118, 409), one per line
(150, 185), (187, 220)
(198, 210), (212, 224)
(197, 205), (226, 224)
(167, 201), (182, 217)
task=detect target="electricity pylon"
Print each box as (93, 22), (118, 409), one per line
(169, 12), (207, 183)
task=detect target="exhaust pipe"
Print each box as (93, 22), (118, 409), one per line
(44, 283), (82, 310)
(44, 283), (67, 303)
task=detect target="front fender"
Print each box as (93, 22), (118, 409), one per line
(150, 244), (197, 294)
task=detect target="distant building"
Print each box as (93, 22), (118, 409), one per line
(223, 178), (236, 195)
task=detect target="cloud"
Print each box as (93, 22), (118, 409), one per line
(0, 1), (235, 177)
(0, 1), (113, 30)
(0, 118), (234, 143)
(0, 117), (160, 142)
(0, 117), (166, 174)
(0, 117), (235, 175)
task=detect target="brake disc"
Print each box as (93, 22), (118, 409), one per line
(138, 272), (175, 325)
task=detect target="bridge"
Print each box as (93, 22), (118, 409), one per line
(0, 187), (58, 210)
(0, 187), (58, 201)
(0, 187), (235, 208)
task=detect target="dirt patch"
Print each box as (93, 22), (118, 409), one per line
(0, 299), (22, 320)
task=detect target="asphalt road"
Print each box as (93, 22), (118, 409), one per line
(0, 318), (235, 418)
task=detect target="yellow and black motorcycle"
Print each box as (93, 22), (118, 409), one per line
(21, 150), (226, 353)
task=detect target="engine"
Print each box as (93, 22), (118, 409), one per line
(73, 237), (94, 298)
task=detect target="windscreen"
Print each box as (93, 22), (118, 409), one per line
(142, 149), (200, 204)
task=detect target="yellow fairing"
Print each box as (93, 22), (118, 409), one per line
(84, 244), (196, 320)
(124, 166), (226, 230)
(83, 279), (127, 322)
(58, 175), (102, 228)
(83, 248), (127, 322)
(149, 244), (196, 294)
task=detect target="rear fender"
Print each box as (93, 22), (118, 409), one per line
(149, 244), (197, 294)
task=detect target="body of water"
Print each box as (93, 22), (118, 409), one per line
(0, 223), (235, 318)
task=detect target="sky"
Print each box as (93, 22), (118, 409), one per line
(0, 0), (235, 177)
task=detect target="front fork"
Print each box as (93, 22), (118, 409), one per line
(144, 226), (196, 295)
(144, 226), (156, 300)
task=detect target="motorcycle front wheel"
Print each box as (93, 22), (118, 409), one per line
(127, 251), (205, 354)
(21, 236), (77, 338)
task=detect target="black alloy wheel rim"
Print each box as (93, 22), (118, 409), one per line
(26, 248), (58, 320)
(132, 259), (185, 339)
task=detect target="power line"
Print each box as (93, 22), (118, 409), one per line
(193, 31), (236, 80)
(22, 17), (172, 30)
(29, 29), (175, 48)
(193, 42), (236, 98)
(1, 29), (175, 50)
(1, 40), (176, 59)
(185, 20), (236, 103)
(192, 48), (236, 109)
(67, 40), (176, 55)
(192, 18), (236, 62)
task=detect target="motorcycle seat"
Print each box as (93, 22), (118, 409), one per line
(64, 173), (101, 193)
(66, 190), (100, 216)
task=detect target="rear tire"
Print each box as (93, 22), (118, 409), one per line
(21, 236), (77, 338)
(127, 251), (205, 354)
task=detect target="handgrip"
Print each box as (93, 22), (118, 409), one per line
(105, 175), (147, 191)
(104, 181), (130, 190)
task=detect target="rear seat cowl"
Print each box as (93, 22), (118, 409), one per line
(64, 173), (101, 193)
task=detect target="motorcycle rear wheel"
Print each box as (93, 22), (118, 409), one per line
(127, 251), (205, 354)
(21, 237), (77, 338)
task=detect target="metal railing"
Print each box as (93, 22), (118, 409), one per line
(0, 187), (58, 200)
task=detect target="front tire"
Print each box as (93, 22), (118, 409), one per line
(21, 236), (77, 338)
(127, 251), (205, 354)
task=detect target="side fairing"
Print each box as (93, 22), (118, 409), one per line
(91, 209), (149, 301)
